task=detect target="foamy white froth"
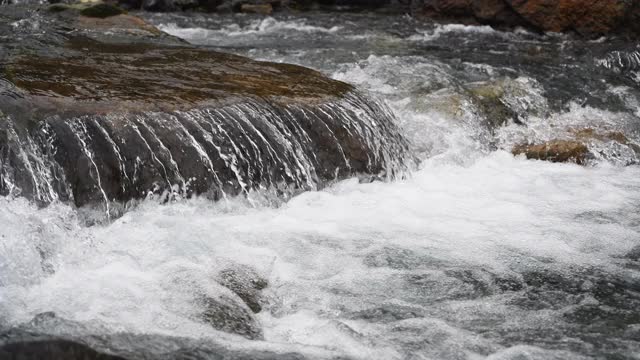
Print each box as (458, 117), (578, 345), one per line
(158, 17), (340, 46)
(2, 11), (640, 360)
(1, 153), (639, 358)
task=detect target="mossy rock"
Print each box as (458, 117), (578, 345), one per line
(467, 81), (517, 130)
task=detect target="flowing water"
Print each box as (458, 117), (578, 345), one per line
(2, 10), (640, 360)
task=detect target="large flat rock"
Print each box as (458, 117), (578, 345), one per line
(0, 4), (410, 214)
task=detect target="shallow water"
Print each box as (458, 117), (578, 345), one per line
(2, 11), (640, 360)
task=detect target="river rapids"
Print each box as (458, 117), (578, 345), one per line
(1, 10), (640, 360)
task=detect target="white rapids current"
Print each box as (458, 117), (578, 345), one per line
(2, 12), (640, 360)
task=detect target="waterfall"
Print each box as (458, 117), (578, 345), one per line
(0, 91), (411, 216)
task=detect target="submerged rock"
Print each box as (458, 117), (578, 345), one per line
(199, 294), (264, 340)
(216, 264), (268, 313)
(0, 5), (410, 213)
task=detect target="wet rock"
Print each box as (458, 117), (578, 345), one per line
(512, 140), (591, 164)
(467, 81), (519, 130)
(141, 0), (201, 11)
(625, 245), (640, 261)
(48, 2), (126, 18)
(510, 127), (640, 165)
(570, 128), (640, 156)
(74, 13), (165, 35)
(511, 267), (640, 319)
(199, 295), (264, 340)
(0, 5), (409, 210)
(418, 0), (640, 36)
(80, 3), (126, 17)
(0, 338), (127, 360)
(363, 246), (444, 270)
(0, 315), (304, 359)
(505, 0), (637, 36)
(420, 0), (524, 27)
(349, 304), (424, 323)
(444, 268), (524, 297)
(216, 264), (268, 313)
(240, 3), (273, 14)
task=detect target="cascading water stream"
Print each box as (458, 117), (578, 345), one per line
(1, 9), (640, 360)
(0, 92), (411, 219)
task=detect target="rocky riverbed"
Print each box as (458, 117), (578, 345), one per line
(1, 2), (640, 360)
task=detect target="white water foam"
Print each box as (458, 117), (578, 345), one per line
(408, 24), (503, 42)
(159, 17), (340, 40)
(1, 152), (639, 358)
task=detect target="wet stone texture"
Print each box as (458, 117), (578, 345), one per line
(0, 314), (307, 360)
(0, 5), (410, 212)
(418, 0), (640, 36)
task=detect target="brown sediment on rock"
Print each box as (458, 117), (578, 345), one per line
(512, 140), (590, 164)
(0, 5), (410, 209)
(6, 36), (352, 113)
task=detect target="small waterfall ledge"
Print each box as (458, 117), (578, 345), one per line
(0, 5), (411, 215)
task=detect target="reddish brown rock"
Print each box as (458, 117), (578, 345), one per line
(512, 140), (590, 164)
(472, 0), (519, 23)
(505, 0), (628, 35)
(419, 0), (640, 36)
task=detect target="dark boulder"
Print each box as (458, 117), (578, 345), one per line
(0, 5), (410, 214)
(141, 0), (201, 11)
(48, 3), (126, 18)
(418, 0), (525, 27)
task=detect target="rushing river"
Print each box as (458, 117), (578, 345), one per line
(2, 10), (640, 360)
